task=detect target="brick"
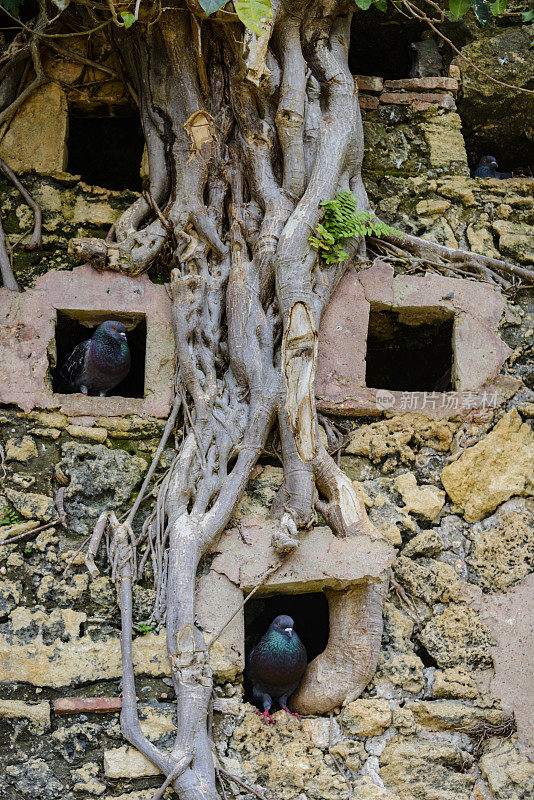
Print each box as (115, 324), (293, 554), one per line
(380, 92), (456, 110)
(53, 697), (122, 715)
(356, 75), (383, 93)
(383, 77), (458, 92)
(358, 95), (379, 110)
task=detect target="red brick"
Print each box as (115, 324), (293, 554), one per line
(383, 77), (458, 92)
(380, 92), (455, 110)
(53, 697), (122, 715)
(358, 95), (379, 110)
(355, 75), (383, 93)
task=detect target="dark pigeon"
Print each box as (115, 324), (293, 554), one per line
(247, 614), (307, 723)
(60, 320), (131, 396)
(474, 156), (512, 180)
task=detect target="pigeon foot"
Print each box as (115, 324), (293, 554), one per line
(282, 707), (300, 718)
(256, 710), (275, 724)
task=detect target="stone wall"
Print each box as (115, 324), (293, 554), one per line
(1, 12), (533, 800)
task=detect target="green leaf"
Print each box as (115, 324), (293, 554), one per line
(234, 0), (272, 35)
(489, 0), (506, 14)
(198, 0), (227, 14)
(522, 9), (534, 22)
(472, 0), (491, 25)
(448, 0), (472, 18)
(121, 11), (136, 28)
(354, 0), (374, 9)
(373, 0), (388, 11)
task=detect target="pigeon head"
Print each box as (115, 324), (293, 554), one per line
(475, 155), (499, 177)
(269, 615), (295, 639)
(94, 320), (128, 343)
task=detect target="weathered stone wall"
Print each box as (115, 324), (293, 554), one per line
(1, 12), (533, 800)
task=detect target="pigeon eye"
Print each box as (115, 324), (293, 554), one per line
(482, 158), (487, 163)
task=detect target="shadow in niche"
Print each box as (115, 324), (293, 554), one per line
(349, 7), (428, 80)
(51, 311), (146, 398)
(244, 592), (329, 709)
(67, 110), (144, 191)
(365, 309), (454, 392)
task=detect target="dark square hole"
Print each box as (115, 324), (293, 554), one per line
(67, 110), (144, 191)
(51, 311), (146, 398)
(244, 591), (329, 709)
(365, 309), (454, 392)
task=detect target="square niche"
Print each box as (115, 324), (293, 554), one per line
(316, 261), (516, 419)
(0, 265), (175, 418)
(51, 310), (147, 399)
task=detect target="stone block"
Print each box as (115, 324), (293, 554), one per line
(383, 77), (458, 92)
(341, 699), (392, 737)
(356, 75), (384, 92)
(359, 95), (380, 110)
(53, 697), (122, 715)
(380, 92), (456, 109)
(0, 83), (67, 173)
(0, 699), (50, 733)
(316, 262), (514, 418)
(0, 264), (175, 418)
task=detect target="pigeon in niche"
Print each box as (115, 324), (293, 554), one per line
(473, 156), (512, 180)
(60, 320), (131, 396)
(247, 614), (307, 723)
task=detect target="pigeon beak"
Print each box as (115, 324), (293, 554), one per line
(284, 627), (293, 637)
(120, 332), (127, 339)
(490, 161), (498, 168)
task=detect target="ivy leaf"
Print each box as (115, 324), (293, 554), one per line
(354, 0), (374, 9)
(373, 0), (388, 11)
(448, 0), (472, 18)
(198, 0), (227, 13)
(472, 0), (491, 25)
(522, 9), (534, 22)
(121, 11), (136, 28)
(234, 0), (272, 35)
(489, 0), (506, 14)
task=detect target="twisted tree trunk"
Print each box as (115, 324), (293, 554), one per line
(75, 3), (392, 797)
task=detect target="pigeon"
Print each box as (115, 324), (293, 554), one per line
(474, 156), (511, 180)
(60, 320), (131, 396)
(247, 614), (307, 723)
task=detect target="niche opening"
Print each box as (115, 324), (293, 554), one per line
(51, 311), (146, 398)
(350, 8), (431, 80)
(244, 592), (329, 708)
(67, 109), (144, 191)
(365, 308), (454, 392)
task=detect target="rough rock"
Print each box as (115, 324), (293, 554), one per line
(467, 498), (534, 592)
(479, 738), (534, 800)
(393, 556), (460, 606)
(441, 410), (534, 522)
(228, 710), (350, 799)
(0, 577), (22, 617)
(0, 699), (50, 733)
(433, 668), (480, 700)
(341, 699), (392, 737)
(58, 441), (147, 535)
(351, 776), (401, 799)
(233, 464), (284, 519)
(355, 477), (418, 546)
(380, 736), (474, 800)
(0, 83), (68, 173)
(375, 603), (425, 694)
(329, 738), (367, 771)
(4, 488), (57, 523)
(407, 700), (510, 731)
(418, 605), (493, 669)
(347, 415), (459, 464)
(402, 529), (444, 558)
(0, 606), (170, 687)
(104, 746), (161, 778)
(72, 762), (106, 796)
(5, 436), (38, 462)
(5, 758), (64, 799)
(66, 425), (108, 443)
(394, 473), (445, 521)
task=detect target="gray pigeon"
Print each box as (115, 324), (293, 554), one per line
(473, 156), (511, 180)
(60, 320), (131, 396)
(247, 614), (307, 723)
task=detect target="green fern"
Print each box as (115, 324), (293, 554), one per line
(309, 191), (403, 265)
(135, 621), (156, 635)
(0, 508), (23, 526)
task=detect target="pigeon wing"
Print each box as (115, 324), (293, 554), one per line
(60, 339), (90, 389)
